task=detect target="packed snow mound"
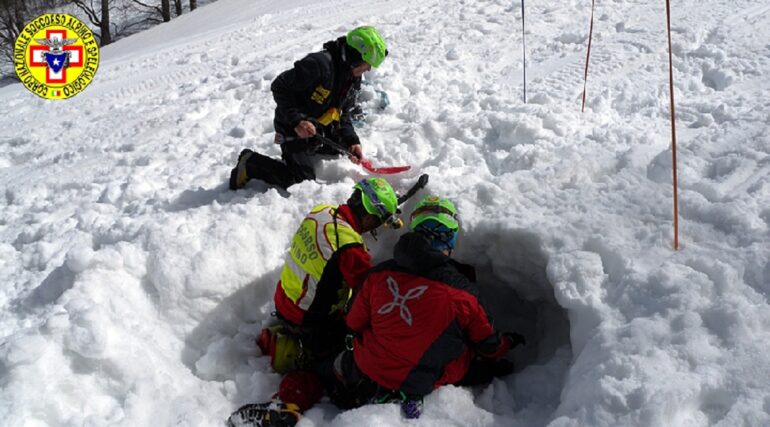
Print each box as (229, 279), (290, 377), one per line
(1, 0), (770, 426)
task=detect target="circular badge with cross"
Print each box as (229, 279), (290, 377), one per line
(13, 14), (99, 100)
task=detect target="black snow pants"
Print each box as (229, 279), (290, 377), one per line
(244, 136), (341, 190)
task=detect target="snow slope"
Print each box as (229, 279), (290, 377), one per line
(1, 0), (769, 426)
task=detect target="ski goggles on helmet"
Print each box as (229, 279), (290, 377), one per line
(358, 179), (403, 229)
(414, 221), (458, 251)
(410, 205), (459, 231)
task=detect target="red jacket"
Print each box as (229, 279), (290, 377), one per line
(274, 204), (372, 327)
(346, 232), (508, 397)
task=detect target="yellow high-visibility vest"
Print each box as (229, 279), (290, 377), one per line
(279, 205), (364, 311)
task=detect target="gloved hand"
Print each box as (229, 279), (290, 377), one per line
(503, 332), (526, 349)
(401, 397), (423, 419)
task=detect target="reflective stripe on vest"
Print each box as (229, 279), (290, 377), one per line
(280, 205), (364, 311)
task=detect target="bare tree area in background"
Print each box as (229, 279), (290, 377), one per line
(132, 0), (171, 23)
(71, 0), (115, 45)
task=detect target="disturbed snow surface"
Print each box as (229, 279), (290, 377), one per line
(1, 0), (769, 426)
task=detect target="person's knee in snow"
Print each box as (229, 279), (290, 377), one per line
(276, 370), (324, 412)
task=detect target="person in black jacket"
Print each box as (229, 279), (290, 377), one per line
(229, 26), (388, 190)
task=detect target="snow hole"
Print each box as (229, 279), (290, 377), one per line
(453, 224), (572, 418)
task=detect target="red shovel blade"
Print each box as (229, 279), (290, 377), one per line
(360, 158), (411, 175)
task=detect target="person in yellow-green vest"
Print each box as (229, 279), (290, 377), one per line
(257, 177), (401, 373)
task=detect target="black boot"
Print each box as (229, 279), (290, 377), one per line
(229, 149), (254, 190)
(226, 401), (300, 427)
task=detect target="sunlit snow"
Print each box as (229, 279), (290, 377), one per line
(1, 0), (769, 426)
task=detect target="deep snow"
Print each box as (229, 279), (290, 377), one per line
(1, 0), (769, 426)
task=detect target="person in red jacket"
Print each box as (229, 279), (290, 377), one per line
(328, 195), (525, 418)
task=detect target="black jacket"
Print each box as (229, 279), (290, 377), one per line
(270, 37), (361, 148)
(396, 234), (477, 289)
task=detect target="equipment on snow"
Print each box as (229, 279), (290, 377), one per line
(374, 173), (429, 230)
(282, 131), (411, 175)
(397, 173), (429, 205)
(316, 133), (411, 174)
(522, 0), (527, 103)
(226, 401), (301, 427)
(359, 158), (410, 175)
(256, 324), (305, 374)
(351, 83), (390, 127)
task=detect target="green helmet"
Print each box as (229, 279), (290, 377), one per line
(346, 26), (387, 68)
(410, 195), (459, 231)
(354, 178), (398, 223)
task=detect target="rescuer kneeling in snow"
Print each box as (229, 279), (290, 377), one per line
(229, 26), (388, 190)
(322, 195), (526, 418)
(255, 177), (401, 376)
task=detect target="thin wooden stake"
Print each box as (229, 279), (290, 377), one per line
(581, 0), (596, 112)
(665, 0), (680, 250)
(522, 0), (527, 103)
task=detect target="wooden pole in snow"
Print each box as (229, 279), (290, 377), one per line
(581, 0), (596, 112)
(522, 0), (527, 103)
(665, 0), (680, 250)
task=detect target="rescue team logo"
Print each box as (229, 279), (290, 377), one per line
(377, 277), (428, 326)
(13, 14), (99, 100)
